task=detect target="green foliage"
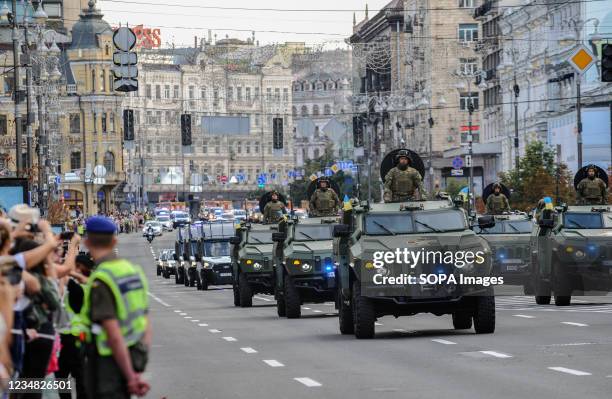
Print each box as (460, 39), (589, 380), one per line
(445, 179), (468, 198)
(499, 141), (575, 210)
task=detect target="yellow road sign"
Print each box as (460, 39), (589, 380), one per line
(568, 45), (596, 74)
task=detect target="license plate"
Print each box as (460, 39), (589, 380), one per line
(501, 259), (523, 264)
(219, 273), (232, 277)
(504, 265), (518, 271)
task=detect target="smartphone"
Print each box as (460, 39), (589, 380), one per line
(60, 231), (75, 240)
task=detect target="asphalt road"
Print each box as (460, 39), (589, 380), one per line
(119, 232), (612, 399)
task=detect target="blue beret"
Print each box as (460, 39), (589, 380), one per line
(85, 216), (117, 234)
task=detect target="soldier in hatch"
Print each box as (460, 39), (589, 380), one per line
(486, 183), (511, 215)
(383, 150), (426, 203)
(577, 165), (608, 205)
(309, 178), (340, 216)
(263, 191), (286, 224)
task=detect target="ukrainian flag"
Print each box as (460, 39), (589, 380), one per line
(343, 195), (352, 211)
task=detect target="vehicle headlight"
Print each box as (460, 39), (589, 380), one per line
(253, 262), (263, 270)
(203, 262), (211, 269)
(574, 250), (585, 259)
(301, 263), (312, 272)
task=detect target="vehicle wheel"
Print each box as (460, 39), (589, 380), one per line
(156, 266), (161, 276)
(553, 268), (571, 306)
(473, 296), (496, 334)
(163, 270), (170, 279)
(352, 282), (375, 339)
(338, 293), (354, 335)
(239, 274), (253, 308)
(276, 294), (286, 317)
(177, 269), (184, 284)
(534, 272), (552, 305)
(452, 312), (473, 330)
(184, 270), (190, 287)
(175, 270), (180, 284)
(233, 285), (241, 307)
(284, 275), (301, 319)
(535, 295), (551, 305)
(189, 270), (196, 287)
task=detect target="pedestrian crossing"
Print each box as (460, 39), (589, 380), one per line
(495, 296), (612, 313)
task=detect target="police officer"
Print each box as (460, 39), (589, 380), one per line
(263, 191), (286, 224)
(577, 165), (607, 205)
(80, 216), (151, 399)
(486, 183), (511, 215)
(309, 178), (340, 216)
(383, 150), (426, 202)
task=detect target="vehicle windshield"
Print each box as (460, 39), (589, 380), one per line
(202, 242), (230, 257)
(365, 214), (414, 235)
(235, 210), (246, 215)
(247, 231), (273, 244)
(174, 212), (188, 218)
(157, 216), (170, 221)
(364, 210), (466, 235)
(477, 220), (532, 234)
(414, 210), (466, 232)
(293, 225), (333, 241)
(564, 212), (604, 229)
(147, 222), (161, 227)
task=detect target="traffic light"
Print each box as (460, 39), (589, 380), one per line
(123, 109), (134, 141)
(181, 113), (192, 146)
(273, 117), (283, 149)
(602, 43), (612, 82)
(352, 116), (364, 148)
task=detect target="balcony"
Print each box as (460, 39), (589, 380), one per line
(474, 1), (494, 19)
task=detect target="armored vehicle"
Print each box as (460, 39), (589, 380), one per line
(531, 200), (612, 306)
(333, 150), (496, 339)
(188, 221), (235, 290)
(231, 223), (277, 307)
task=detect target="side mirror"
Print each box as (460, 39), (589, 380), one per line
(229, 236), (241, 245)
(272, 232), (287, 243)
(333, 224), (351, 238)
(478, 215), (495, 229)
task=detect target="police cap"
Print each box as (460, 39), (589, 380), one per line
(85, 216), (117, 235)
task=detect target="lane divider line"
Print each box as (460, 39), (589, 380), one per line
(312, 310), (323, 313)
(375, 322), (383, 326)
(198, 323), (209, 327)
(222, 337), (237, 342)
(548, 367), (592, 376)
(479, 351), (513, 358)
(190, 320), (200, 322)
(147, 292), (171, 307)
(263, 360), (284, 368)
(431, 339), (456, 345)
(513, 314), (535, 319)
(561, 322), (589, 327)
(209, 329), (221, 333)
(184, 316), (192, 319)
(179, 313), (187, 316)
(241, 347), (257, 354)
(294, 378), (322, 387)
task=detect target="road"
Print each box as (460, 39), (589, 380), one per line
(120, 232), (612, 399)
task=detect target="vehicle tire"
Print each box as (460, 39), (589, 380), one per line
(184, 270), (190, 287)
(338, 293), (354, 335)
(473, 296), (496, 334)
(452, 312), (473, 330)
(276, 294), (286, 317)
(163, 269), (170, 279)
(189, 270), (196, 287)
(352, 282), (375, 339)
(284, 275), (301, 319)
(535, 295), (551, 305)
(534, 273), (552, 305)
(156, 266), (161, 276)
(177, 269), (184, 285)
(233, 285), (241, 307)
(553, 267), (571, 306)
(239, 274), (253, 308)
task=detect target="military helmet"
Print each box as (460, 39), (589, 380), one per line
(493, 183), (502, 191)
(574, 165), (609, 189)
(394, 150), (411, 164)
(318, 177), (330, 187)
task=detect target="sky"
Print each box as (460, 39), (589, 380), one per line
(98, 0), (393, 49)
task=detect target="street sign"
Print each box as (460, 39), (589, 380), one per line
(93, 165), (107, 177)
(229, 176), (238, 184)
(220, 175), (228, 183)
(112, 65), (139, 79)
(465, 155), (472, 167)
(113, 52), (137, 65)
(451, 169), (464, 176)
(113, 78), (138, 92)
(113, 27), (137, 51)
(568, 45), (596, 74)
(452, 156), (463, 169)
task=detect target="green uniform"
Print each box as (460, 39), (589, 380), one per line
(263, 200), (286, 224)
(309, 188), (340, 216)
(383, 166), (425, 203)
(81, 257), (149, 399)
(486, 193), (511, 215)
(577, 177), (607, 205)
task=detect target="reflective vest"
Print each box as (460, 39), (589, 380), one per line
(81, 259), (149, 356)
(77, 225), (85, 235)
(60, 284), (88, 342)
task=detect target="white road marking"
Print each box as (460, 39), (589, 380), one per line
(198, 323), (209, 327)
(294, 378), (322, 387)
(548, 367), (592, 376)
(254, 296), (273, 302)
(209, 329), (221, 333)
(184, 316), (192, 319)
(147, 292), (171, 307)
(312, 310), (323, 313)
(190, 320), (199, 322)
(263, 360), (284, 368)
(561, 322), (589, 327)
(325, 313), (335, 316)
(375, 322), (383, 326)
(241, 347), (257, 354)
(513, 314), (535, 319)
(392, 329), (408, 333)
(179, 313), (187, 316)
(479, 351), (513, 359)
(302, 307), (311, 310)
(222, 337), (237, 342)
(431, 339), (456, 345)
(544, 342), (595, 347)
(173, 310), (182, 313)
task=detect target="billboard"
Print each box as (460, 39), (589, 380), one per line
(112, 25), (162, 49)
(0, 178), (29, 212)
(202, 116), (251, 136)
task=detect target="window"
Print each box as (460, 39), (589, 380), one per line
(316, 82), (324, 91)
(164, 85), (170, 98)
(245, 142), (251, 154)
(459, 58), (477, 75)
(103, 151), (115, 172)
(458, 0), (475, 7)
(292, 106), (297, 117)
(227, 87), (233, 101)
(155, 111), (162, 124)
(324, 104), (332, 115)
(459, 92), (479, 111)
(294, 82), (302, 91)
(246, 87), (251, 101)
(215, 140), (220, 154)
(70, 151), (81, 170)
(91, 69), (96, 92)
(283, 88), (289, 101)
(301, 106), (308, 117)
(458, 23), (478, 42)
(201, 87), (206, 101)
(213, 89), (219, 105)
(314, 148), (320, 158)
(254, 141), (260, 154)
(312, 105), (319, 116)
(43, 3), (62, 17)
(274, 88), (280, 101)
(236, 141), (242, 154)
(110, 113), (115, 132)
(173, 85), (179, 98)
(237, 87), (242, 101)
(145, 84), (152, 98)
(155, 85), (161, 99)
(254, 87), (260, 99)
(101, 112), (107, 133)
(203, 139), (208, 154)
(266, 88), (272, 101)
(0, 115), (6, 135)
(69, 114), (81, 133)
(189, 86), (195, 99)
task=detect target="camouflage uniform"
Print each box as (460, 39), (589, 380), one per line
(577, 177), (607, 205)
(263, 201), (286, 224)
(383, 166), (425, 203)
(309, 188), (340, 216)
(486, 193), (511, 215)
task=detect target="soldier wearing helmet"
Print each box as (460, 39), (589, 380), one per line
(383, 150), (426, 203)
(263, 191), (286, 224)
(309, 178), (340, 216)
(577, 165), (607, 205)
(486, 183), (511, 215)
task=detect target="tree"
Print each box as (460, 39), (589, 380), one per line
(499, 141), (575, 211)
